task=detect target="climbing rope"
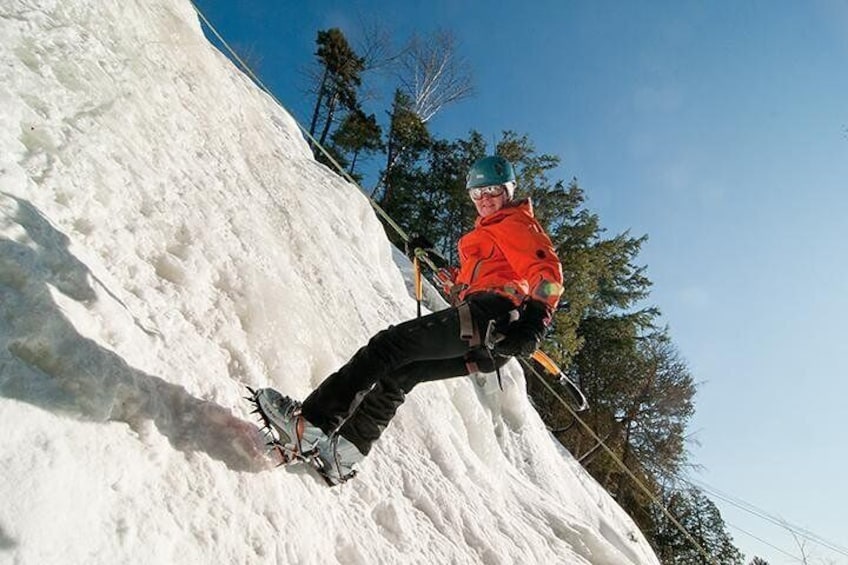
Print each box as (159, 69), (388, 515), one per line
(523, 361), (717, 565)
(189, 1), (410, 244)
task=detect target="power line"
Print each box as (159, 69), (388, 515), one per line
(692, 478), (848, 558)
(684, 477), (848, 560)
(725, 522), (803, 563)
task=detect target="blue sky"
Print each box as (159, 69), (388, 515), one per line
(194, 1), (848, 562)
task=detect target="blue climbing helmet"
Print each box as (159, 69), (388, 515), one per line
(466, 155), (517, 199)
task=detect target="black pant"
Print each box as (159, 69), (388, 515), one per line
(301, 293), (515, 454)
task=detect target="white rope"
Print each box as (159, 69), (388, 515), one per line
(523, 361), (718, 565)
(188, 1), (410, 242)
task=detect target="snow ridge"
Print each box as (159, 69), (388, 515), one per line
(0, 1), (659, 563)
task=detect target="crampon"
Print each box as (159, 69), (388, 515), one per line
(245, 386), (361, 486)
(245, 386), (316, 466)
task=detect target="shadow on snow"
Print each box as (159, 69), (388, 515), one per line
(0, 193), (267, 473)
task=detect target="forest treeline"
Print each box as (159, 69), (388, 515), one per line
(243, 25), (777, 565)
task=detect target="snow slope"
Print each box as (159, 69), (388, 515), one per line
(0, 1), (660, 563)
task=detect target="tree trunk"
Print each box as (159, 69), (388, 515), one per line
(378, 117), (397, 204)
(309, 67), (329, 138)
(318, 92), (339, 148)
(617, 420), (633, 499)
(349, 149), (360, 176)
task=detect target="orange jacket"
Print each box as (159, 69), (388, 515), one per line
(455, 199), (563, 312)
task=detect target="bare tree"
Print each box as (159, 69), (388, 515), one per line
(347, 18), (404, 105)
(372, 30), (474, 200)
(356, 18), (400, 73)
(395, 30), (474, 123)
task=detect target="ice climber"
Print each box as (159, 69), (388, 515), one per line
(251, 155), (564, 485)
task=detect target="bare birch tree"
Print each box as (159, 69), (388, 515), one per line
(395, 30), (474, 123)
(375, 30), (474, 200)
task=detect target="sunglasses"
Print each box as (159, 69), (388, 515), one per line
(468, 184), (506, 201)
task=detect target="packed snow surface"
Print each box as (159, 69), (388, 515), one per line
(0, 1), (660, 563)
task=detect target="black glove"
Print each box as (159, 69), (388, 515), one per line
(495, 300), (550, 357)
(405, 233), (448, 268)
(405, 233), (434, 260)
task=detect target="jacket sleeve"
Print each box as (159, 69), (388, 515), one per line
(494, 215), (563, 312)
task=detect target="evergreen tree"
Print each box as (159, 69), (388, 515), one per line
(377, 90), (430, 207)
(652, 486), (744, 564)
(309, 28), (365, 151)
(375, 129), (481, 257)
(331, 107), (383, 182)
(574, 329), (695, 483)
